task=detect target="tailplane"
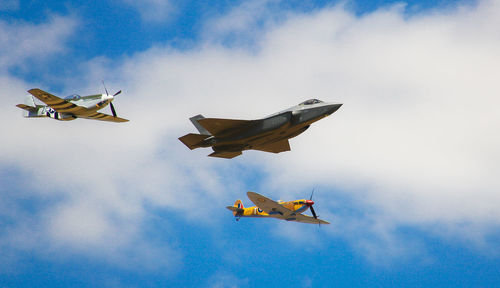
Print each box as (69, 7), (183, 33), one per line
(178, 133), (211, 150)
(16, 95), (41, 117)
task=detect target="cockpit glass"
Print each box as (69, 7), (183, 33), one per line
(299, 99), (323, 105)
(65, 94), (81, 100)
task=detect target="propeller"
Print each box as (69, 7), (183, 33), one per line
(310, 205), (318, 219)
(103, 80), (109, 96)
(102, 81), (121, 117)
(308, 188), (320, 225)
(110, 102), (117, 117)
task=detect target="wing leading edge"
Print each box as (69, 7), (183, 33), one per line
(247, 191), (294, 218)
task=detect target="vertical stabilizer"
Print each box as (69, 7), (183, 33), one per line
(234, 200), (244, 209)
(225, 200), (244, 217)
(190, 114), (211, 135)
(233, 200), (243, 216)
(25, 95), (36, 108)
(16, 95), (38, 117)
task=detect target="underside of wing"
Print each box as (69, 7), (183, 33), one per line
(28, 88), (87, 114)
(292, 213), (330, 224)
(208, 151), (242, 159)
(253, 139), (291, 153)
(81, 112), (129, 122)
(197, 118), (256, 136)
(247, 191), (293, 217)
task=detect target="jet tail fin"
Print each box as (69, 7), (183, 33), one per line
(190, 114), (211, 135)
(178, 133), (210, 150)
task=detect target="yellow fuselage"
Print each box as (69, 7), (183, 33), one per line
(239, 199), (309, 218)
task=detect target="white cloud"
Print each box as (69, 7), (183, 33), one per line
(121, 0), (174, 23)
(204, 0), (280, 44)
(2, 0), (500, 271)
(0, 15), (77, 70)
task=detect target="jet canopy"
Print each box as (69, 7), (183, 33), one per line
(65, 94), (81, 100)
(298, 99), (323, 106)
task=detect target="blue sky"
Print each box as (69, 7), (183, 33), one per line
(2, 0), (500, 287)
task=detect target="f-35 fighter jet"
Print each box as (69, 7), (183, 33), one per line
(179, 99), (342, 159)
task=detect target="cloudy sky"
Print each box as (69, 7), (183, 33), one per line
(1, 0), (500, 286)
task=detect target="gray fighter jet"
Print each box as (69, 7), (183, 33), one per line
(179, 99), (342, 159)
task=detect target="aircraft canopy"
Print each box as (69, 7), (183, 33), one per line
(65, 94), (81, 100)
(299, 99), (323, 105)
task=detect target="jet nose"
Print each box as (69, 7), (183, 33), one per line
(327, 103), (342, 115)
(306, 200), (314, 206)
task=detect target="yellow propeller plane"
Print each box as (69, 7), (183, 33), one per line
(227, 191), (330, 224)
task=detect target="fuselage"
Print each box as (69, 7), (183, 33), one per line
(64, 93), (114, 111)
(200, 99), (342, 152)
(235, 199), (313, 218)
(29, 94), (113, 120)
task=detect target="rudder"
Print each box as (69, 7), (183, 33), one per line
(234, 199), (244, 210)
(232, 200), (244, 216)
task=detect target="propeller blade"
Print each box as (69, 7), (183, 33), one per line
(310, 188), (315, 200)
(110, 102), (117, 117)
(113, 90), (121, 96)
(102, 80), (109, 96)
(310, 205), (318, 219)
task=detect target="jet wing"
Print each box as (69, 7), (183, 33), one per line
(247, 191), (294, 218)
(208, 151), (242, 159)
(197, 118), (257, 136)
(292, 213), (330, 225)
(28, 88), (88, 115)
(253, 139), (291, 153)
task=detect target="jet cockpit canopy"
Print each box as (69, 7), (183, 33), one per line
(299, 99), (323, 106)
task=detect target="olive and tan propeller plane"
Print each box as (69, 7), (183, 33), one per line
(16, 86), (128, 123)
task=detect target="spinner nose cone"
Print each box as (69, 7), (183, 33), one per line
(306, 200), (314, 206)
